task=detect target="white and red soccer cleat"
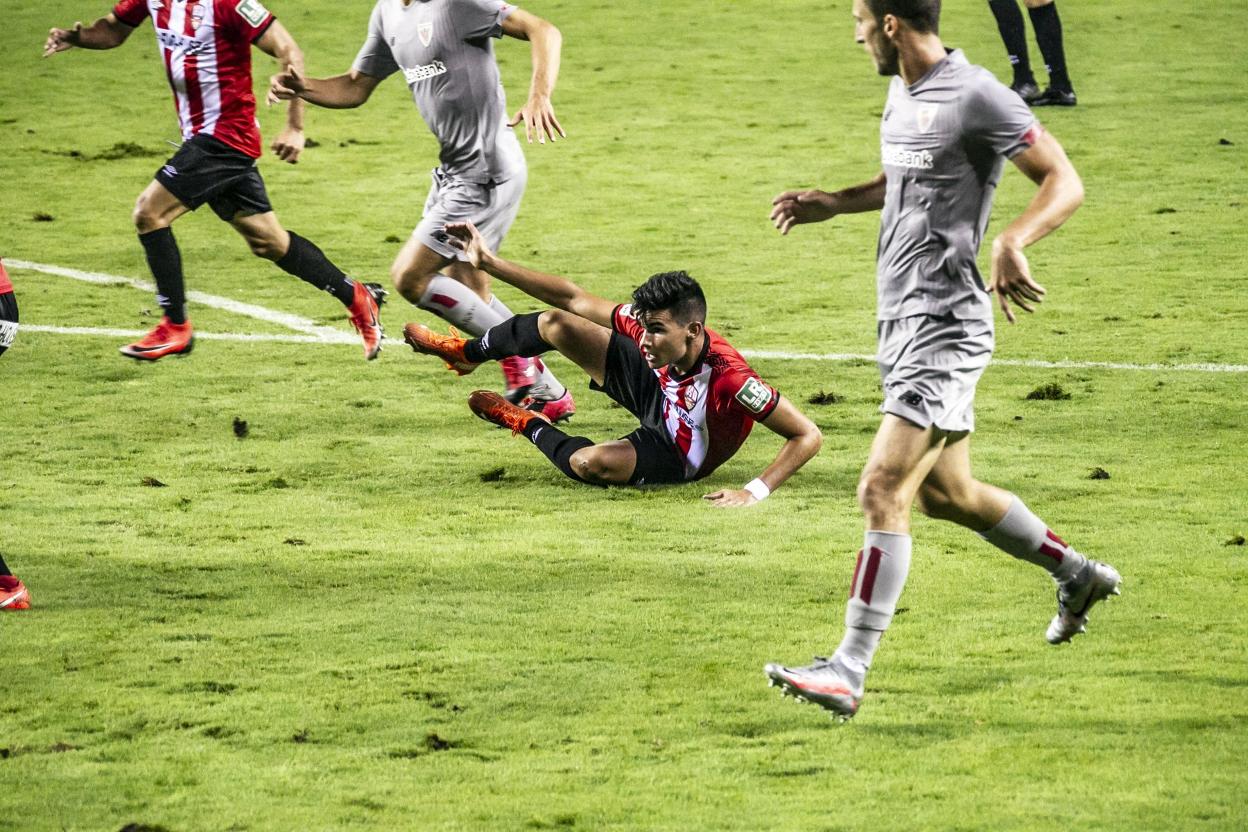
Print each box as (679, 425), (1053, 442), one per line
(119, 317), (194, 361)
(524, 389), (576, 424)
(500, 356), (539, 404)
(1046, 560), (1122, 644)
(765, 656), (862, 721)
(0, 576), (30, 611)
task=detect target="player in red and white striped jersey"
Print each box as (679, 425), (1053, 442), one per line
(403, 222), (823, 506)
(43, 0), (387, 361)
(0, 259), (30, 611)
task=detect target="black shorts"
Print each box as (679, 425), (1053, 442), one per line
(0, 291), (17, 357)
(589, 331), (688, 486)
(155, 134), (273, 221)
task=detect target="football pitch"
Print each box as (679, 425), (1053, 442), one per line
(2, 0), (1246, 828)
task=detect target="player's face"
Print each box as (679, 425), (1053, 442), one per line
(637, 309), (699, 369)
(853, 0), (899, 76)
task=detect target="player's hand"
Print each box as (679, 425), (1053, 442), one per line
(989, 236), (1046, 324)
(508, 94), (565, 144)
(268, 67), (305, 104)
(769, 190), (837, 235)
(271, 127), (304, 164)
(444, 221), (494, 269)
(702, 489), (759, 508)
(44, 23), (82, 56)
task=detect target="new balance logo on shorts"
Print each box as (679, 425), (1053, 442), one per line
(899, 390), (924, 407)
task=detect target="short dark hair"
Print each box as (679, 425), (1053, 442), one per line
(631, 271), (707, 325)
(866, 0), (941, 33)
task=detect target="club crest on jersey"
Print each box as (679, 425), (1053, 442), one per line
(916, 103), (939, 133)
(189, 2), (203, 30)
(234, 0), (269, 28)
(418, 22), (434, 47)
(735, 377), (771, 414)
(681, 385), (702, 410)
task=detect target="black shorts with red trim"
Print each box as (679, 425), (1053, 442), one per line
(589, 330), (687, 486)
(0, 291), (17, 357)
(155, 134), (273, 222)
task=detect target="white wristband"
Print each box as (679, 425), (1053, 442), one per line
(743, 478), (770, 502)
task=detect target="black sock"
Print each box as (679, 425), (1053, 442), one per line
(520, 420), (597, 485)
(988, 0), (1034, 86)
(463, 312), (551, 363)
(275, 231), (357, 306)
(138, 227), (187, 324)
(0, 554), (11, 576)
(1028, 2), (1072, 91)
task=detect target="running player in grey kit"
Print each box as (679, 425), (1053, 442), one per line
(764, 0), (1120, 720)
(269, 0), (574, 419)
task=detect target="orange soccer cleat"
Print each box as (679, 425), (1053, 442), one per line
(0, 576), (30, 611)
(467, 390), (549, 435)
(119, 317), (194, 361)
(403, 322), (480, 375)
(347, 281), (388, 361)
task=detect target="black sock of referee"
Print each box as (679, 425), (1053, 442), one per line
(1028, 1), (1073, 91)
(519, 420), (598, 485)
(988, 0), (1034, 87)
(0, 554), (12, 576)
(463, 312), (551, 363)
(275, 232), (357, 306)
(138, 227), (188, 325)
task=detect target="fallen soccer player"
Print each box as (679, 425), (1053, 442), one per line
(403, 221), (822, 506)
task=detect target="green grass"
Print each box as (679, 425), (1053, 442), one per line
(1, 0), (1246, 829)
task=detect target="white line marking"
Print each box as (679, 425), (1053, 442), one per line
(23, 324), (355, 345)
(7, 259), (348, 339)
(10, 260), (1247, 374)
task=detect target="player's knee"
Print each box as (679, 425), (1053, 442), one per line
(391, 265), (431, 302)
(245, 235), (284, 260)
(915, 484), (955, 520)
(857, 469), (907, 520)
(132, 199), (164, 234)
(537, 310), (574, 345)
(570, 447), (626, 485)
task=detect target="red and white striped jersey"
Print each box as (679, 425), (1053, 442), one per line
(113, 0), (276, 159)
(0, 260), (12, 294)
(613, 304), (780, 480)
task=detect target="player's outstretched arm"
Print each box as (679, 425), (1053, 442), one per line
(270, 68), (381, 110)
(990, 130), (1084, 323)
(502, 9), (565, 144)
(703, 397), (823, 508)
(255, 21), (306, 163)
(770, 173), (887, 235)
(445, 222), (616, 328)
(43, 13), (134, 56)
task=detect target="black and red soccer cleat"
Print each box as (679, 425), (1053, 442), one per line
(403, 322), (480, 376)
(119, 316), (194, 361)
(0, 576), (30, 611)
(347, 281), (388, 360)
(467, 390), (549, 435)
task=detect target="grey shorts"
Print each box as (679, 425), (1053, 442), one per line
(877, 313), (994, 432)
(414, 166), (527, 261)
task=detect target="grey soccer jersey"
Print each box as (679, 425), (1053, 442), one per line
(353, 0), (525, 184)
(876, 50), (1039, 321)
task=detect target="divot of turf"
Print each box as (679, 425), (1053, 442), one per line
(33, 212), (54, 222)
(232, 417), (249, 438)
(1088, 467), (1111, 480)
(1025, 382), (1072, 400)
(141, 477), (168, 487)
(1224, 535), (1245, 546)
(479, 466), (506, 482)
(807, 390), (844, 405)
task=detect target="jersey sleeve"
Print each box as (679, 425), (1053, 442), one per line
(352, 1), (400, 80)
(611, 303), (645, 344)
(453, 0), (517, 41)
(220, 0), (276, 43)
(721, 367), (780, 423)
(112, 0), (148, 27)
(963, 73), (1041, 159)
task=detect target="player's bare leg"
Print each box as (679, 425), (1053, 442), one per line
(121, 180), (196, 360)
(767, 415), (944, 719)
(229, 211), (386, 359)
(919, 435), (1120, 643)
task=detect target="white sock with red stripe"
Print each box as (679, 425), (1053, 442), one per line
(417, 275), (506, 337)
(834, 531), (912, 678)
(980, 496), (1086, 583)
(489, 294), (564, 400)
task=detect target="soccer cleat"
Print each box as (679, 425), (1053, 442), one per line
(524, 389), (576, 424)
(403, 322), (480, 375)
(119, 316), (194, 361)
(1011, 80), (1041, 103)
(500, 356), (539, 404)
(1046, 560), (1122, 644)
(764, 656), (862, 721)
(467, 389), (548, 435)
(0, 577), (30, 611)
(1032, 87), (1077, 107)
(347, 281), (387, 360)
